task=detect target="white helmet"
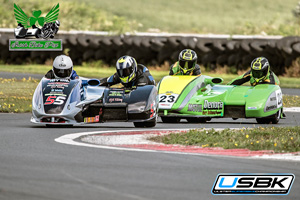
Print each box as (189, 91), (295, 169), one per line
(116, 55), (137, 84)
(52, 55), (73, 78)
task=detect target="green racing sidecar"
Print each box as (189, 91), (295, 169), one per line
(157, 75), (284, 124)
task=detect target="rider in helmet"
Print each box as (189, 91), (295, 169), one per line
(100, 55), (155, 87)
(169, 49), (201, 75)
(228, 57), (280, 86)
(45, 55), (79, 79)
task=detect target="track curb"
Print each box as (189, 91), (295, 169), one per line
(55, 129), (300, 161)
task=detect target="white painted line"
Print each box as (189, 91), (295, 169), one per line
(253, 154), (300, 161)
(55, 128), (300, 161)
(284, 107), (300, 112)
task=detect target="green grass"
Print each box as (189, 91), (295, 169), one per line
(150, 127), (300, 153)
(0, 78), (37, 112)
(81, 0), (300, 35)
(1, 0), (300, 35)
(283, 95), (300, 107)
(0, 0), (138, 33)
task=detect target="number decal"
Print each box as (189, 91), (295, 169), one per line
(54, 96), (66, 105)
(159, 95), (167, 103)
(45, 96), (56, 105)
(45, 96), (66, 105)
(168, 95), (175, 103)
(159, 95), (175, 103)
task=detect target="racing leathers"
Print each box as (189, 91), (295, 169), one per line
(100, 64), (155, 87)
(169, 61), (201, 75)
(44, 70), (79, 80)
(228, 70), (280, 86)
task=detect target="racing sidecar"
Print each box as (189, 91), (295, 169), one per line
(157, 75), (284, 124)
(31, 78), (158, 127)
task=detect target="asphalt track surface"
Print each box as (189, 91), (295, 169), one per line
(0, 112), (299, 200)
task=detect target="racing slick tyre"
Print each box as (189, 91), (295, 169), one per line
(161, 117), (180, 123)
(270, 109), (281, 124)
(256, 109), (281, 124)
(134, 117), (157, 128)
(186, 118), (207, 123)
(46, 124), (73, 128)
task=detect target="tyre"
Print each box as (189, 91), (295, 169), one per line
(270, 109), (281, 124)
(46, 124), (73, 128)
(255, 118), (271, 124)
(161, 117), (180, 123)
(186, 118), (207, 123)
(256, 109), (281, 124)
(134, 117), (157, 128)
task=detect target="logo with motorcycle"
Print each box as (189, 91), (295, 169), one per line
(9, 3), (62, 51)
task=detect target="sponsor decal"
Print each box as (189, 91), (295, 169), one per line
(108, 98), (123, 103)
(203, 100), (223, 110)
(266, 105), (277, 111)
(84, 115), (100, 123)
(202, 110), (222, 115)
(212, 173), (295, 195)
(276, 90), (283, 107)
(10, 3), (62, 51)
(108, 91), (123, 96)
(187, 104), (202, 112)
(265, 90), (282, 112)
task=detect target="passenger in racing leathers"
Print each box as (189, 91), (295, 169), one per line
(169, 49), (201, 76)
(45, 55), (79, 79)
(228, 57), (280, 86)
(100, 55), (155, 87)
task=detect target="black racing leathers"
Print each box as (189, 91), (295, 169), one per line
(100, 64), (155, 87)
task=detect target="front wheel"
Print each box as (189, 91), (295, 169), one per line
(256, 109), (281, 124)
(134, 117), (157, 128)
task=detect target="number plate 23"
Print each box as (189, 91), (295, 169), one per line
(158, 94), (178, 109)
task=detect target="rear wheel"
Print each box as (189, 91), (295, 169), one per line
(161, 117), (180, 123)
(186, 118), (207, 123)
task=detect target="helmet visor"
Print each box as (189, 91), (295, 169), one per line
(252, 69), (266, 79)
(179, 60), (195, 70)
(53, 67), (72, 78)
(117, 67), (133, 78)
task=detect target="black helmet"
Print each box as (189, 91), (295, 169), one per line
(250, 57), (270, 82)
(116, 55), (137, 84)
(178, 49), (197, 74)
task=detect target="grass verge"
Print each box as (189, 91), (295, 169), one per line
(283, 95), (300, 107)
(150, 127), (300, 153)
(0, 78), (37, 113)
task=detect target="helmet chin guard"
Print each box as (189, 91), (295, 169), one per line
(52, 55), (73, 78)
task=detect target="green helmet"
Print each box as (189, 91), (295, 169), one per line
(178, 49), (197, 75)
(250, 57), (270, 82)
